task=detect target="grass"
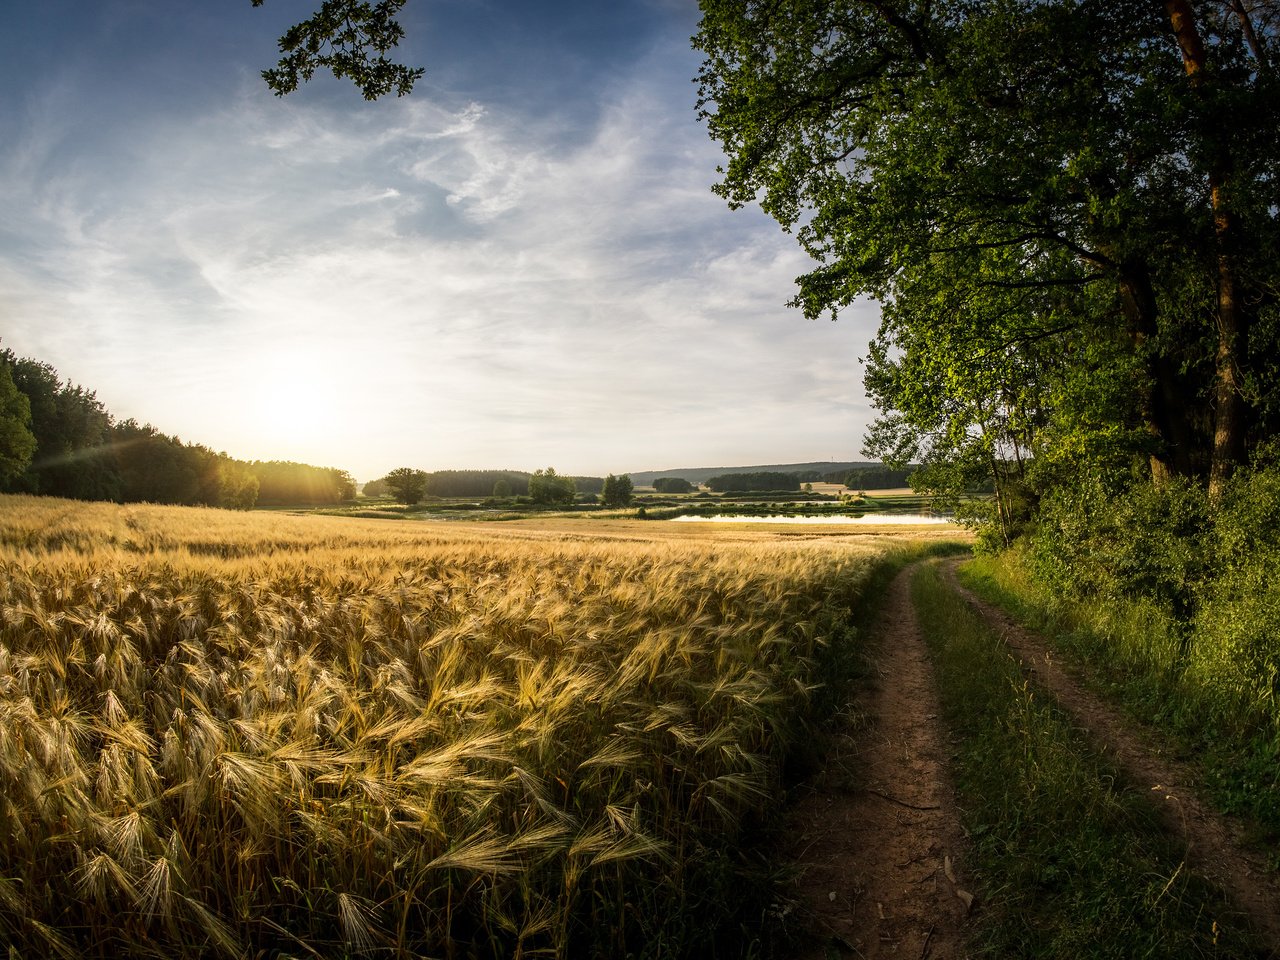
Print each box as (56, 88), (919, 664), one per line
(958, 550), (1280, 867)
(0, 493), (960, 959)
(912, 561), (1260, 958)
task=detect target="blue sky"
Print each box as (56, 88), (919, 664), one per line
(0, 0), (880, 480)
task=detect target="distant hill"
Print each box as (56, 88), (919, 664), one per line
(628, 461), (879, 487)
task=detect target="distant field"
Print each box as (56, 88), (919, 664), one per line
(0, 494), (961, 958)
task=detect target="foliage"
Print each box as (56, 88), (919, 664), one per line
(492, 477), (512, 498)
(1192, 464), (1280, 717)
(654, 477), (695, 494)
(704, 472), (800, 493)
(528, 467), (576, 506)
(252, 0), (423, 100)
(0, 353), (35, 483)
(1029, 474), (1210, 615)
(601, 472), (634, 508)
(0, 495), (897, 958)
(250, 460), (355, 506)
(839, 465), (916, 491)
(383, 466), (428, 505)
(425, 469), (530, 498)
(2, 349), (120, 500)
(568, 474), (605, 495)
(695, 0), (1280, 514)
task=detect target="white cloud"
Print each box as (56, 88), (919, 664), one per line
(0, 29), (881, 478)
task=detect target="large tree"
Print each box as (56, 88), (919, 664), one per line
(0, 354), (36, 484)
(383, 466), (429, 505)
(2, 350), (121, 500)
(695, 1), (1280, 503)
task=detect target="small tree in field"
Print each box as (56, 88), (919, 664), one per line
(384, 467), (428, 505)
(601, 473), (633, 508)
(492, 478), (512, 498)
(529, 467), (575, 506)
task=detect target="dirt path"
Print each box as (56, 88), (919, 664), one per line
(941, 559), (1280, 955)
(783, 563), (973, 958)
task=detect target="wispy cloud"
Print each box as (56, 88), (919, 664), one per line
(0, 13), (879, 478)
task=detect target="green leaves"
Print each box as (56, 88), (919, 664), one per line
(696, 0), (1280, 543)
(253, 0), (423, 100)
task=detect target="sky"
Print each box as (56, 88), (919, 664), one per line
(0, 0), (881, 481)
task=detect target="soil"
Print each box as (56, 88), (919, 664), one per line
(941, 559), (1280, 957)
(782, 563), (973, 959)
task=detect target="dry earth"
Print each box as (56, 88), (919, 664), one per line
(942, 559), (1280, 957)
(783, 563), (973, 959)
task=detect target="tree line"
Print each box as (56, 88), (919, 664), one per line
(366, 468), (625, 502)
(0, 348), (354, 508)
(371, 467), (636, 508)
(834, 466), (918, 490)
(704, 472), (802, 493)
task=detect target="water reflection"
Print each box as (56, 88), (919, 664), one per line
(668, 514), (954, 525)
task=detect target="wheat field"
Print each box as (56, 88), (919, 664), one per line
(0, 494), (944, 958)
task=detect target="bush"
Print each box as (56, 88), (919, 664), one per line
(1030, 475), (1209, 615)
(1192, 466), (1280, 717)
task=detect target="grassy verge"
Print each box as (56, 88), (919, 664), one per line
(912, 561), (1258, 958)
(958, 551), (1280, 865)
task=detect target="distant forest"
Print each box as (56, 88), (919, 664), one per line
(364, 469), (606, 499)
(705, 471), (803, 493)
(0, 348), (354, 509)
(838, 466), (916, 489)
(629, 461), (877, 487)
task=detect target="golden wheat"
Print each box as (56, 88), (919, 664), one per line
(0, 493), (945, 958)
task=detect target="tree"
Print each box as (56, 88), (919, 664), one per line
(601, 473), (634, 508)
(3, 350), (121, 499)
(653, 477), (694, 494)
(492, 477), (513, 498)
(528, 467), (575, 506)
(252, 0), (423, 99)
(384, 467), (428, 505)
(0, 354), (36, 485)
(112, 420), (201, 504)
(695, 1), (1280, 507)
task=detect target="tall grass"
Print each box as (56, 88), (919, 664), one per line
(913, 562), (1259, 958)
(961, 548), (1280, 859)
(0, 494), (911, 958)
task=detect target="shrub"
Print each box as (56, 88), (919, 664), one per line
(1192, 466), (1280, 718)
(1030, 475), (1209, 615)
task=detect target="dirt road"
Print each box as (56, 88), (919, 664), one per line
(783, 563), (972, 958)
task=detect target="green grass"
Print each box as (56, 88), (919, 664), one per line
(958, 551), (1280, 867)
(912, 561), (1259, 958)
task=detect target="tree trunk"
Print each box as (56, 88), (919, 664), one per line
(1164, 0), (1252, 500)
(1117, 261), (1199, 483)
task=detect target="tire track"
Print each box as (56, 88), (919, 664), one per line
(941, 558), (1280, 956)
(783, 562), (972, 958)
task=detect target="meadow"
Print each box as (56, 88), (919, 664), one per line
(0, 494), (948, 958)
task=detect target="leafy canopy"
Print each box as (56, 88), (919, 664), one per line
(252, 0), (423, 99)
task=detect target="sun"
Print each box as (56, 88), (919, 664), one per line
(246, 349), (350, 449)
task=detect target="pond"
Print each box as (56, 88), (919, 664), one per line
(668, 513), (955, 525)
